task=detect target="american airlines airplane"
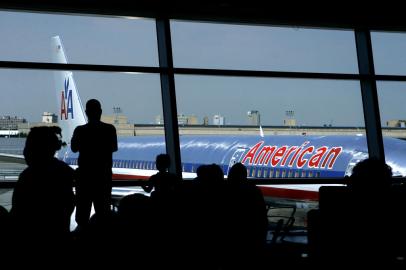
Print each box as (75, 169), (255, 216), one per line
(51, 35), (406, 203)
(2, 36), (406, 206)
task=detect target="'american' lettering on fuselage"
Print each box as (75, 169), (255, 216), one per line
(241, 141), (342, 169)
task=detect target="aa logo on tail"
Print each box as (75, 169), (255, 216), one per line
(60, 77), (74, 120)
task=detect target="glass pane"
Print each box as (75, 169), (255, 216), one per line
(0, 69), (165, 185)
(0, 10), (158, 66)
(372, 31), (406, 75)
(171, 20), (358, 73)
(174, 75), (368, 186)
(377, 81), (406, 177)
(175, 75), (364, 127)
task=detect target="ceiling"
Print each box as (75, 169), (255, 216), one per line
(0, 1), (404, 31)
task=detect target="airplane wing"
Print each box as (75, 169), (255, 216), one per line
(0, 153), (26, 164)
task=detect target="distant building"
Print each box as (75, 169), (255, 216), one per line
(247, 110), (260, 126)
(155, 114), (199, 126)
(213, 114), (225, 126)
(177, 114), (188, 126)
(17, 113), (58, 137)
(102, 114), (135, 136)
(387, 119), (406, 128)
(203, 116), (209, 126)
(284, 118), (297, 127)
(187, 115), (198, 125)
(0, 115), (26, 130)
(18, 122), (59, 136)
(42, 112), (58, 124)
(284, 110), (296, 127)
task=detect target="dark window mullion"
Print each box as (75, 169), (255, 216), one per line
(355, 29), (385, 161)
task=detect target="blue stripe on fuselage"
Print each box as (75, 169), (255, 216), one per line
(57, 134), (406, 178)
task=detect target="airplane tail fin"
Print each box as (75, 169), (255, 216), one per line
(51, 36), (87, 145)
(259, 125), (264, 138)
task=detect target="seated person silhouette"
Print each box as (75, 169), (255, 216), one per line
(10, 126), (75, 255)
(315, 158), (394, 265)
(142, 154), (179, 200)
(226, 162), (268, 267)
(348, 157), (392, 192)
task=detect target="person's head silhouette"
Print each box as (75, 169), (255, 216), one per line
(85, 99), (102, 122)
(156, 154), (170, 173)
(228, 162), (248, 183)
(349, 157), (392, 191)
(23, 126), (62, 166)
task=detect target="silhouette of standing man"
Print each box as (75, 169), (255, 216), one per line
(71, 99), (117, 231)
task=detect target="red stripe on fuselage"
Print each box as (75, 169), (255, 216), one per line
(112, 174), (149, 180)
(258, 186), (319, 201)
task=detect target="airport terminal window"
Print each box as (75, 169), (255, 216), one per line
(0, 67), (165, 196)
(372, 32), (406, 175)
(1, 10), (401, 219)
(0, 10), (158, 66)
(377, 81), (406, 175)
(171, 20), (358, 73)
(371, 31), (406, 76)
(175, 75), (366, 128)
(173, 70), (374, 182)
(1, 11), (404, 252)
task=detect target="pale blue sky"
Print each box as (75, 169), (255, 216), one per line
(0, 10), (405, 126)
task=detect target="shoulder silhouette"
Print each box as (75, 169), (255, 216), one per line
(10, 126), (75, 258)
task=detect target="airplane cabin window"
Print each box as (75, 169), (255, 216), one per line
(281, 170), (286, 178)
(263, 168), (269, 178)
(257, 168), (262, 178)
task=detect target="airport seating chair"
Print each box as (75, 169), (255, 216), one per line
(310, 185), (396, 265)
(266, 204), (296, 244)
